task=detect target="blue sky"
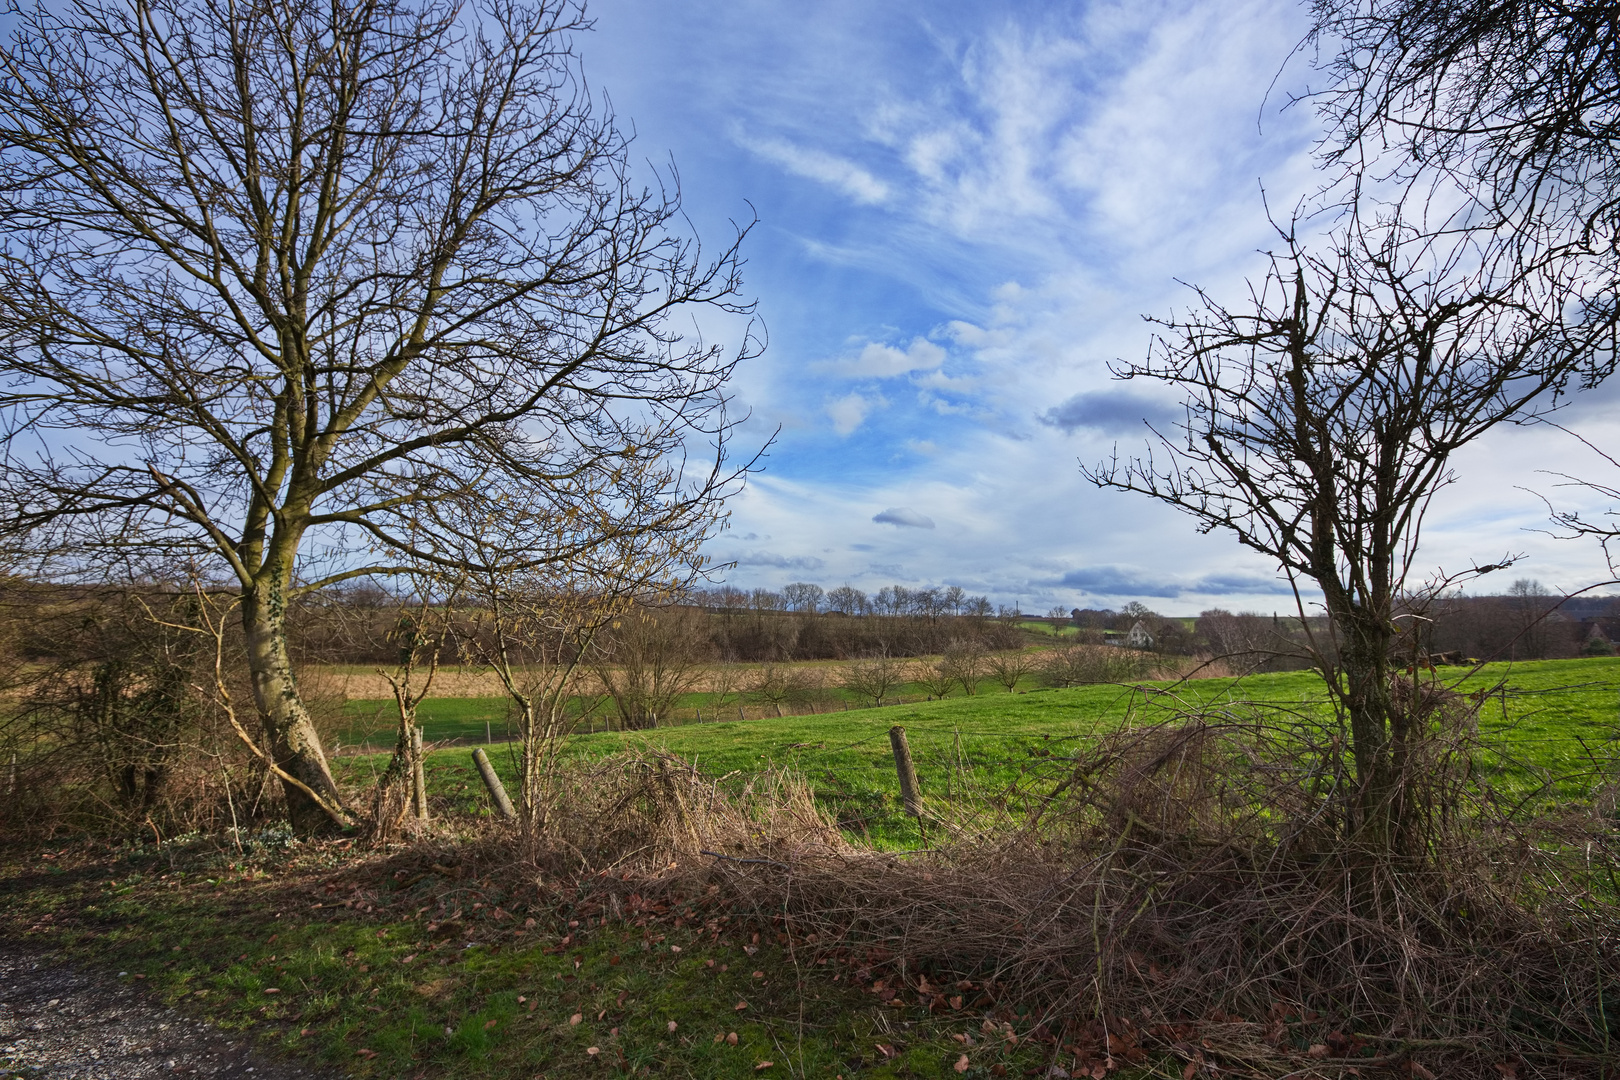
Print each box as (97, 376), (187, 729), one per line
(580, 0), (1620, 614)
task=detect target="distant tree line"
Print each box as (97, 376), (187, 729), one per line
(693, 583), (996, 619)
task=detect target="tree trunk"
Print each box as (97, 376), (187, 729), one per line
(1334, 608), (1400, 851)
(242, 569), (347, 835)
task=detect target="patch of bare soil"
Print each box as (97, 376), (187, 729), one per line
(0, 943), (337, 1079)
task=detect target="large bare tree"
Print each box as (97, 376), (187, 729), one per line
(1088, 211), (1617, 851)
(0, 0), (755, 833)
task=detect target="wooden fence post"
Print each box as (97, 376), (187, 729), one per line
(889, 725), (922, 817)
(471, 747), (517, 820)
(411, 725), (429, 821)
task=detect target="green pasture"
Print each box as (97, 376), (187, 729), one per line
(334, 658), (1620, 848)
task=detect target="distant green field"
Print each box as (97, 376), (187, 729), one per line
(333, 657), (1620, 847)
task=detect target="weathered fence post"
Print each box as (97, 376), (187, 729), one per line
(471, 747), (517, 820)
(889, 725), (922, 817)
(411, 725), (429, 821)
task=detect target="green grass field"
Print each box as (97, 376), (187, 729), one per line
(336, 657), (1620, 847)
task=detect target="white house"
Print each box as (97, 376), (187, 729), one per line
(1125, 621), (1154, 649)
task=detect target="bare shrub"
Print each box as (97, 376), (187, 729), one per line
(595, 607), (712, 730)
(0, 585), (278, 839)
(839, 652), (903, 708)
(501, 750), (848, 875)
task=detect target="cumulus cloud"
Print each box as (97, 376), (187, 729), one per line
(745, 136), (890, 204)
(873, 506), (936, 529)
(1041, 389), (1180, 435)
(853, 337), (945, 378)
(826, 391), (883, 435)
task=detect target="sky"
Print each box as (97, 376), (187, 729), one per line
(576, 0), (1620, 615)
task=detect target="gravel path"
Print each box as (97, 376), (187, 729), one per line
(0, 944), (336, 1079)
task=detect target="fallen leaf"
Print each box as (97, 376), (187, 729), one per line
(263, 988), (281, 995)
(527, 1000), (536, 1012)
(670, 945), (682, 953)
(586, 1046), (600, 1056)
(727, 1032), (739, 1045)
(744, 945), (759, 956)
(753, 970), (764, 978)
(299, 1029), (312, 1037)
(1183, 1060), (1199, 1080)
(668, 1021), (678, 1032)
(714, 1033), (725, 1044)
(735, 1000), (749, 1011)
(876, 1043), (896, 1059)
(1411, 1066), (1437, 1080)
(355, 1048), (377, 1058)
(755, 1064), (773, 1071)
(954, 1054), (970, 1073)
(517, 996), (526, 1004)
(1307, 1044), (1329, 1059)
(569, 1013), (583, 1026)
(483, 1019), (497, 1030)
(950, 995), (963, 1010)
(991, 1067), (1007, 1078)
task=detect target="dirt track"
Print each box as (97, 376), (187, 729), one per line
(0, 943), (335, 1079)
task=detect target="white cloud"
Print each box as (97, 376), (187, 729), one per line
(744, 136), (891, 204)
(829, 337), (946, 378)
(826, 390), (883, 435)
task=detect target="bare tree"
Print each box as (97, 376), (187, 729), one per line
(745, 662), (809, 717)
(916, 658), (956, 700)
(370, 581), (455, 838)
(939, 639), (989, 695)
(1309, 0), (1620, 251)
(0, 0), (754, 833)
(446, 478), (712, 826)
(1088, 213), (1617, 851)
(594, 605), (712, 730)
(781, 582), (824, 613)
(826, 585), (869, 615)
(840, 652), (903, 709)
(986, 649), (1037, 693)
